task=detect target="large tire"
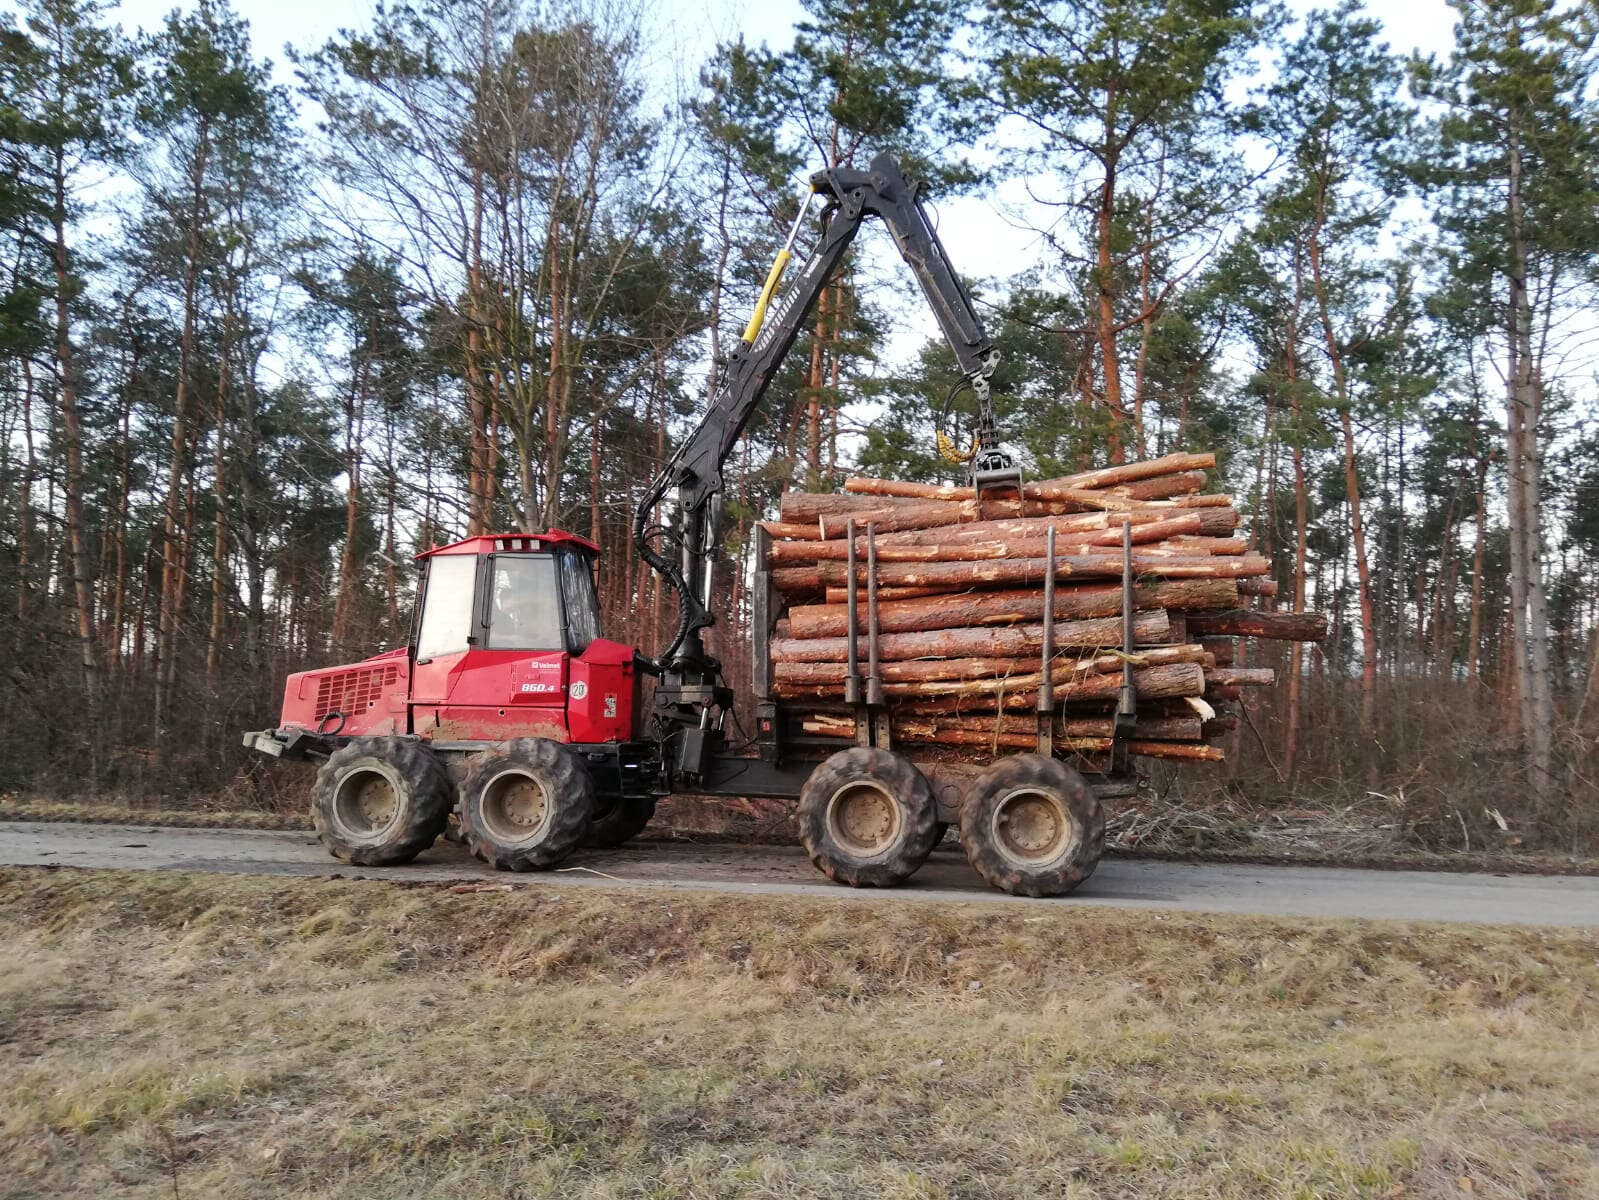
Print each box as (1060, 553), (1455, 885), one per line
(311, 736), (452, 867)
(584, 794), (656, 847)
(798, 747), (940, 888)
(959, 754), (1103, 897)
(458, 738), (594, 871)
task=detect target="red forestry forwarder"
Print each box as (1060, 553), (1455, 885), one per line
(244, 155), (1134, 896)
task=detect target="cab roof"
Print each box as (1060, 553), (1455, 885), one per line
(414, 530), (600, 561)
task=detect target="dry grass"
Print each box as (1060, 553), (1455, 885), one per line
(0, 868), (1595, 1198)
(1109, 785), (1599, 876)
(0, 795), (314, 831)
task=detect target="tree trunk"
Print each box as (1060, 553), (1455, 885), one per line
(1505, 115), (1554, 799)
(1307, 217), (1378, 734)
(155, 118), (210, 733)
(204, 333), (234, 686)
(1095, 125), (1124, 463)
(49, 153), (98, 696)
(332, 352), (365, 654)
(1284, 247), (1307, 781)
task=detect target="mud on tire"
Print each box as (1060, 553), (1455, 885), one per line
(458, 738), (594, 871)
(959, 753), (1103, 897)
(584, 794), (656, 847)
(798, 747), (940, 888)
(311, 736), (453, 867)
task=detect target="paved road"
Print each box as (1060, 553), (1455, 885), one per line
(1, 820), (1596, 927)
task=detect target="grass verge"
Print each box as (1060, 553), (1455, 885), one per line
(1, 867), (1595, 1198)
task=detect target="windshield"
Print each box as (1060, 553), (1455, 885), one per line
(486, 555), (564, 650)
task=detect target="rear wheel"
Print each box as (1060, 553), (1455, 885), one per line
(798, 748), (939, 887)
(311, 737), (452, 866)
(458, 738), (594, 871)
(959, 754), (1103, 897)
(585, 794), (656, 847)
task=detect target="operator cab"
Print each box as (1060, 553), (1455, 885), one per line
(413, 532), (602, 664)
(401, 531), (637, 745)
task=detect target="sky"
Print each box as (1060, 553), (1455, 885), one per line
(98, 0), (1464, 285)
(58, 0), (1466, 387)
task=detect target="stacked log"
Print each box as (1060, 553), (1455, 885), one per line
(761, 451), (1328, 770)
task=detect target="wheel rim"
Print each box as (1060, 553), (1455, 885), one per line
(333, 766), (401, 840)
(825, 780), (902, 857)
(479, 769), (552, 844)
(990, 786), (1078, 867)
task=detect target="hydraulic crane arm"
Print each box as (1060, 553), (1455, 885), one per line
(633, 152), (1015, 716)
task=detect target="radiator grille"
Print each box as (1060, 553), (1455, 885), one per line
(314, 664), (400, 720)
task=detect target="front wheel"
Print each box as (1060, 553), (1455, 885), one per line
(311, 737), (452, 866)
(798, 748), (940, 888)
(959, 754), (1103, 897)
(458, 738), (594, 871)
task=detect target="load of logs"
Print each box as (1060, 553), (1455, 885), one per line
(759, 451), (1328, 772)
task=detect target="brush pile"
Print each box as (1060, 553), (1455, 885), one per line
(761, 451), (1327, 770)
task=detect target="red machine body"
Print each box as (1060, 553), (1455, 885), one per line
(278, 531), (637, 747)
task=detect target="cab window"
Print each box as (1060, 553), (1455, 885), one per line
(559, 551), (602, 651)
(486, 555), (564, 650)
(416, 554), (477, 661)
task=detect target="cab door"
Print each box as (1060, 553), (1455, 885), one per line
(411, 551), (573, 742)
(409, 553), (480, 706)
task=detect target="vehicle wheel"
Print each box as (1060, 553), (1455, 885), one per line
(311, 736), (452, 867)
(584, 794), (656, 847)
(458, 738), (594, 871)
(959, 754), (1103, 897)
(798, 747), (939, 887)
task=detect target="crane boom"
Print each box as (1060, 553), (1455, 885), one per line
(634, 152), (1016, 754)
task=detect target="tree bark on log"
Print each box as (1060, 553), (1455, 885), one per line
(841, 452), (1216, 501)
(787, 579), (1239, 638)
(1186, 609), (1328, 641)
(770, 611), (1169, 662)
(773, 661), (1204, 702)
(1169, 535), (1249, 555)
(774, 642), (1209, 683)
(774, 513), (1206, 562)
(1236, 577), (1279, 596)
(759, 521), (825, 540)
(810, 500), (1238, 540)
(775, 553), (1269, 593)
(779, 492), (919, 522)
(1207, 667), (1275, 686)
(1129, 740), (1224, 761)
(871, 509), (1158, 546)
(890, 712), (1203, 741)
(823, 585), (950, 605)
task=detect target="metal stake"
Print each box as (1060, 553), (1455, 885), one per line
(1037, 523), (1056, 756)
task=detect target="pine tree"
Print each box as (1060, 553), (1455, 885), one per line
(978, 0), (1272, 462)
(0, 0), (136, 696)
(1413, 0), (1599, 799)
(1263, 0), (1417, 737)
